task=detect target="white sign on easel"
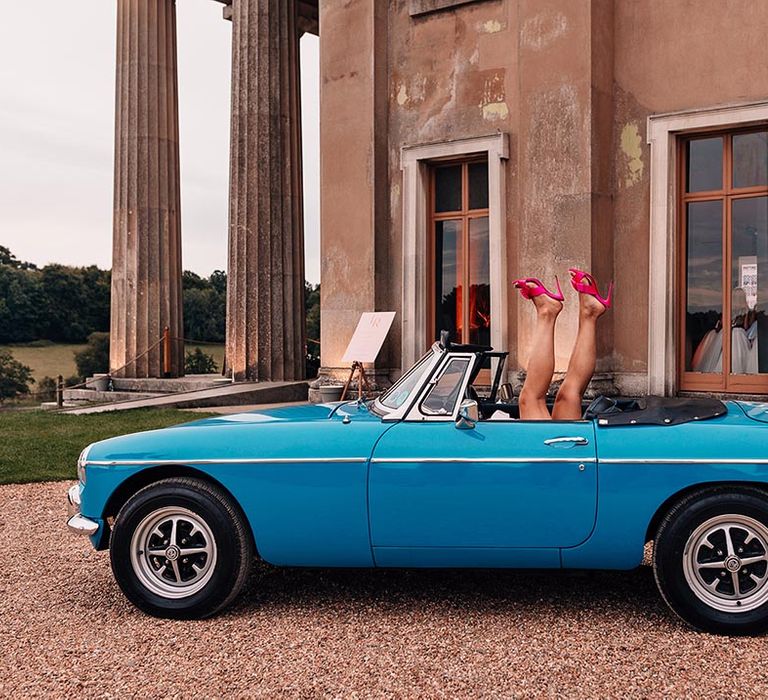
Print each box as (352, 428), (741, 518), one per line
(342, 312), (396, 363)
(340, 312), (396, 400)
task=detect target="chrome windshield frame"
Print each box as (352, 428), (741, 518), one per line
(372, 344), (445, 421)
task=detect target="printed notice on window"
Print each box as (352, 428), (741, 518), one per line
(342, 312), (396, 364)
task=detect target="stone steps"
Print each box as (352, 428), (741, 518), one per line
(61, 380), (309, 415)
(63, 389), (164, 403)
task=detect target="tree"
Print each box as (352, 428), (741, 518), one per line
(0, 245), (37, 270)
(0, 350), (34, 402)
(74, 332), (110, 378)
(305, 282), (320, 377)
(183, 271), (226, 342)
(185, 347), (218, 374)
(0, 265), (44, 342)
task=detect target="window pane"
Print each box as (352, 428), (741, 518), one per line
(379, 352), (433, 410)
(731, 197), (768, 375)
(468, 161), (489, 210)
(733, 132), (768, 189)
(422, 358), (469, 415)
(468, 217), (490, 348)
(686, 200), (723, 373)
(434, 165), (462, 212)
(686, 137), (723, 192)
(434, 220), (463, 343)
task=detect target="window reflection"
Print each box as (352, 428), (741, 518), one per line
(421, 358), (469, 415)
(686, 201), (723, 373)
(733, 132), (768, 189)
(731, 196), (767, 374)
(435, 166), (462, 212)
(431, 160), (491, 350)
(469, 217), (490, 348)
(468, 162), (489, 209)
(686, 137), (723, 193)
(434, 220), (462, 343)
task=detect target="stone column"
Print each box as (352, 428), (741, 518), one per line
(226, 0), (306, 381)
(110, 0), (184, 378)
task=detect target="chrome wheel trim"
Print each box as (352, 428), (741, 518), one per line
(683, 513), (768, 613)
(129, 506), (218, 599)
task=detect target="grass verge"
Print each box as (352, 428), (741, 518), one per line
(0, 409), (215, 485)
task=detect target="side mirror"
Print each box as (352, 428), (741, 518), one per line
(455, 399), (479, 430)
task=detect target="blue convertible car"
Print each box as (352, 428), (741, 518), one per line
(67, 338), (768, 634)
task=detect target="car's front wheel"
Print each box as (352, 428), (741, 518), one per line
(110, 477), (253, 619)
(654, 486), (768, 635)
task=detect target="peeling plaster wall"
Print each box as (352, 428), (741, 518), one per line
(319, 0), (768, 392)
(612, 0), (768, 386)
(387, 0), (519, 374)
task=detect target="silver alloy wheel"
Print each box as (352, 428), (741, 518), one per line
(130, 506), (218, 599)
(683, 513), (768, 613)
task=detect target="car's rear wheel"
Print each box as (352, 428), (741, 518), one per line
(654, 486), (768, 635)
(110, 477), (253, 619)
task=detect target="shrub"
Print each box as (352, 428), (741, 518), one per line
(37, 376), (57, 401)
(0, 351), (34, 402)
(74, 332), (110, 379)
(185, 347), (218, 374)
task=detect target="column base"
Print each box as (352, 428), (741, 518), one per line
(308, 366), (394, 403)
(509, 371), (625, 399)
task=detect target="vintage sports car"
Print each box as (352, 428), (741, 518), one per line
(67, 337), (768, 634)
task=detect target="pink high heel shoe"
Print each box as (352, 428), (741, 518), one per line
(513, 277), (565, 302)
(568, 268), (614, 309)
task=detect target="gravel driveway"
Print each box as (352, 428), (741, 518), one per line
(3, 481), (768, 699)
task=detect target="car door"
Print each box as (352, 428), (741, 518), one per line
(368, 357), (597, 566)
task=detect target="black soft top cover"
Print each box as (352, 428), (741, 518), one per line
(589, 395), (727, 427)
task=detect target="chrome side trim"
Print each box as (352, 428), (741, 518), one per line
(85, 457), (369, 467)
(371, 457), (596, 464)
(86, 457), (768, 466)
(600, 458), (768, 465)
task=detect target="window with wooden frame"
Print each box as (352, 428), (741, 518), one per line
(679, 128), (768, 393)
(428, 159), (490, 351)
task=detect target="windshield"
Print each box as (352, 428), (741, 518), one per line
(379, 351), (435, 410)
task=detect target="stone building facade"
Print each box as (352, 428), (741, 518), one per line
(318, 0), (768, 399)
(110, 0), (768, 399)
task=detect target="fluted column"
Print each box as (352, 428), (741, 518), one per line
(226, 0), (306, 381)
(110, 0), (184, 378)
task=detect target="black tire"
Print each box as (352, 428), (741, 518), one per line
(654, 486), (768, 635)
(110, 477), (253, 619)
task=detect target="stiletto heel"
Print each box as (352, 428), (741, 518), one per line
(568, 268), (614, 309)
(513, 276), (565, 302)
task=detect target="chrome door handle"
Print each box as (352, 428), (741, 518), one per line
(544, 436), (589, 446)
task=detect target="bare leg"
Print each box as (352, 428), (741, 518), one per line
(519, 288), (563, 420)
(552, 289), (606, 420)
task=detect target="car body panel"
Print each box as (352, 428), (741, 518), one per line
(75, 340), (768, 574)
(369, 421), (596, 560)
(373, 546), (561, 568)
(82, 402), (393, 566)
(738, 400), (768, 424)
(565, 408), (768, 568)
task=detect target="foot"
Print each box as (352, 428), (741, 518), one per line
(525, 282), (563, 318)
(571, 272), (607, 319)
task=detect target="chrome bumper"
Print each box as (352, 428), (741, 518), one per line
(66, 484), (99, 536)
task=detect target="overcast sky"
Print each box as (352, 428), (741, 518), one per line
(0, 0), (320, 283)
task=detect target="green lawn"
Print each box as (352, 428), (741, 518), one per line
(0, 409), (216, 485)
(0, 342), (226, 384)
(0, 343), (87, 382)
